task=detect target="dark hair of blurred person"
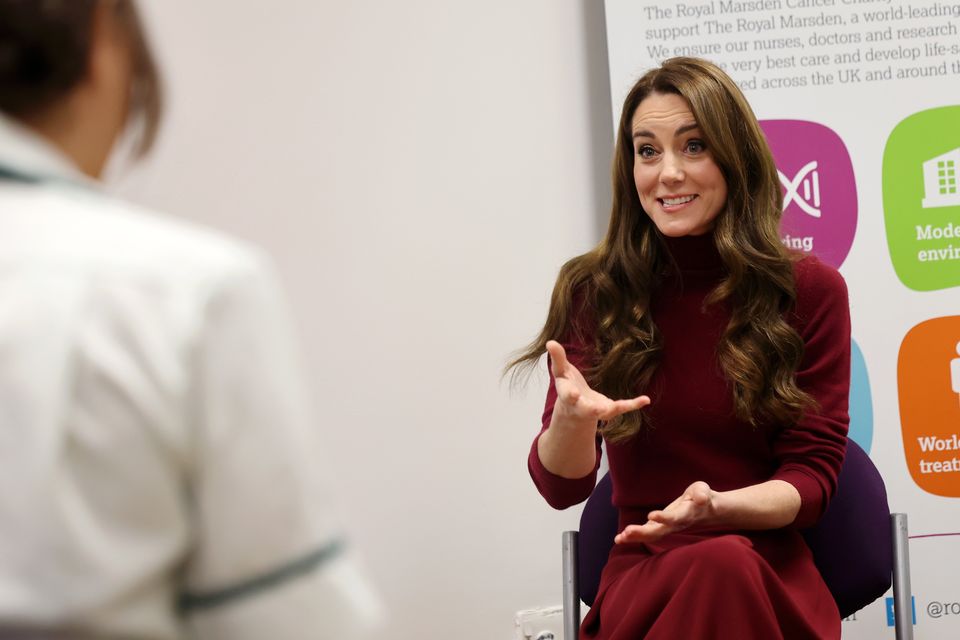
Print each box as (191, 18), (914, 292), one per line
(0, 0), (161, 171)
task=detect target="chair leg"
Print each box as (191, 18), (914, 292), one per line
(562, 531), (580, 640)
(891, 513), (913, 640)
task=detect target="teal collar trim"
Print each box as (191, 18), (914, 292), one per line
(0, 166), (42, 184)
(177, 537), (347, 612)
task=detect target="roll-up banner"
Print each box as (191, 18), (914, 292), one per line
(604, 1), (959, 637)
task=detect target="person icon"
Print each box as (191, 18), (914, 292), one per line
(951, 341), (960, 408)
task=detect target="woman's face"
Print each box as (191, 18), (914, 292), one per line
(630, 92), (728, 237)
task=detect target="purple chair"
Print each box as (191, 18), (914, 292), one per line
(562, 440), (913, 639)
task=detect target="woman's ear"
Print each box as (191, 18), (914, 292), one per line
(84, 1), (133, 104)
(70, 1), (135, 176)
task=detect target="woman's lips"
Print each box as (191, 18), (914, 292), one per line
(658, 194), (698, 211)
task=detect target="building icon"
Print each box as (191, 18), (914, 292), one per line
(922, 148), (960, 209)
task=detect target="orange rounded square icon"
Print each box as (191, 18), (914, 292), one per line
(898, 315), (960, 497)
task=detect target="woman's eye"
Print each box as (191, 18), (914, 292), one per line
(686, 139), (706, 154)
(637, 145), (657, 159)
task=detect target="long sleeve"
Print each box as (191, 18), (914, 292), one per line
(771, 258), (851, 528)
(527, 301), (603, 510)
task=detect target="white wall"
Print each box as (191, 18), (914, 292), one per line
(114, 2), (614, 637)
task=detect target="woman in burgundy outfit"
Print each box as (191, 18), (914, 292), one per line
(509, 57), (849, 639)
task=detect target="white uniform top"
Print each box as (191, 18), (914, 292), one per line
(0, 115), (381, 639)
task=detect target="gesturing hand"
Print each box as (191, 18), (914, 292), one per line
(547, 340), (650, 427)
(615, 481), (718, 544)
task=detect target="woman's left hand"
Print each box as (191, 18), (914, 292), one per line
(614, 481), (718, 544)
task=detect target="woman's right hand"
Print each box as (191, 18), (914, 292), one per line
(546, 340), (651, 430)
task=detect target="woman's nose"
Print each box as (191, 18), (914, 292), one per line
(660, 154), (685, 184)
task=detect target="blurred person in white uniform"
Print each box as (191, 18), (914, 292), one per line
(0, 1), (381, 638)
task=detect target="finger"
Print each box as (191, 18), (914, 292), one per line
(614, 524), (645, 544)
(602, 395), (651, 418)
(545, 340), (570, 378)
(631, 394), (652, 407)
(615, 522), (669, 544)
(648, 503), (690, 527)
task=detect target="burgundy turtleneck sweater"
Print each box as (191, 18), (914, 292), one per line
(529, 234), (851, 529)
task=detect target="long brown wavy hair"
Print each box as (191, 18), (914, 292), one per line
(508, 57), (813, 443)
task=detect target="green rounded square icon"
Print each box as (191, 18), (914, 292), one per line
(883, 106), (960, 291)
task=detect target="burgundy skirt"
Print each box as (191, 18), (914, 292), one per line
(581, 530), (840, 640)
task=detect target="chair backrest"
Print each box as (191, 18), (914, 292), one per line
(576, 439), (893, 618)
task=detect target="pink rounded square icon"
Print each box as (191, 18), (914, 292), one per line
(759, 120), (858, 269)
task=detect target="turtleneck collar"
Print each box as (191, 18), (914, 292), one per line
(660, 232), (724, 275)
